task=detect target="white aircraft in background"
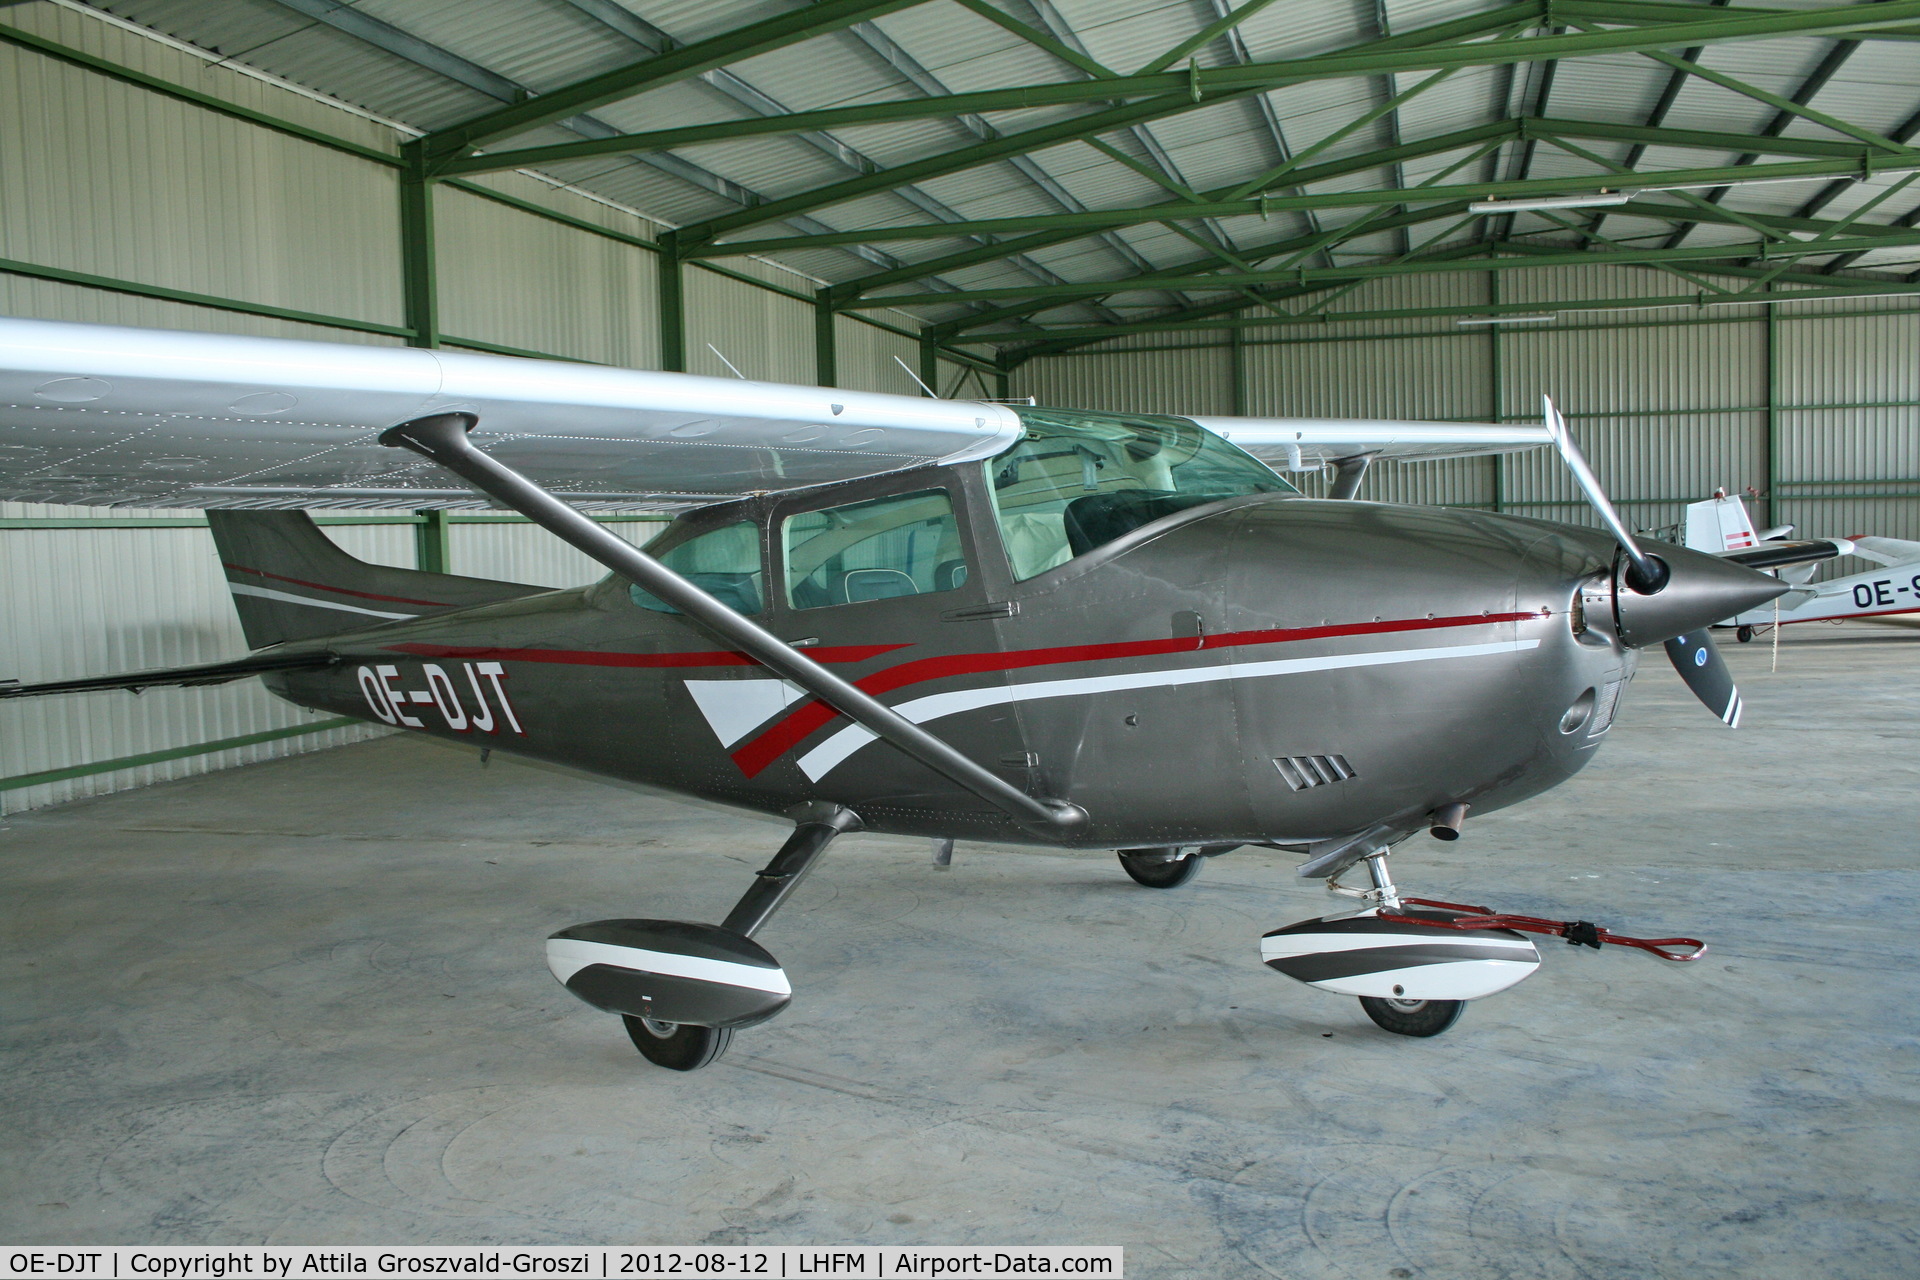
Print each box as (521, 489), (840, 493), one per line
(1679, 491), (1920, 639)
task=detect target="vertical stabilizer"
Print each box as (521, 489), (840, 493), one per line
(205, 511), (544, 648)
(1683, 492), (1759, 554)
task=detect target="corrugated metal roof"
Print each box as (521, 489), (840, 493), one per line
(66, 0), (1920, 349)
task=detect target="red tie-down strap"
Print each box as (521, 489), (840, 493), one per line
(1377, 897), (1707, 962)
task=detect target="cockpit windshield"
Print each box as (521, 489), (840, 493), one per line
(987, 406), (1295, 580)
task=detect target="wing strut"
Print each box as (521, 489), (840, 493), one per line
(379, 412), (1088, 838)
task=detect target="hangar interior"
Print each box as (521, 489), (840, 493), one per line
(2, 0), (1919, 1267)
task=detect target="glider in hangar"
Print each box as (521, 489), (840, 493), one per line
(1677, 490), (1912, 637)
(0, 318), (1805, 1067)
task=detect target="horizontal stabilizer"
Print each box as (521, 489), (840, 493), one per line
(0, 651), (337, 700)
(1190, 418), (1551, 470)
(0, 318), (1022, 510)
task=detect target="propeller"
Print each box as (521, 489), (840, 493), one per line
(1543, 396), (1745, 728)
(1664, 630), (1743, 727)
(1542, 396), (1669, 594)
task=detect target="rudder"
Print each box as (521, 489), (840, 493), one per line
(206, 511), (545, 648)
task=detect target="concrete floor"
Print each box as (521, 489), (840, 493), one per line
(2, 625), (1917, 1275)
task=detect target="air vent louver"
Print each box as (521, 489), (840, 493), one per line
(1273, 754), (1357, 791)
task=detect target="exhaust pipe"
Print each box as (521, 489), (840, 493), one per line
(1429, 802), (1469, 841)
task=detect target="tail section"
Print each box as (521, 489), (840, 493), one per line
(206, 511), (545, 648)
(1682, 491), (1759, 554)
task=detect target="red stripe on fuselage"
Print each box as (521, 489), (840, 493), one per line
(223, 562), (450, 608)
(728, 609), (1546, 778)
(382, 641), (910, 667)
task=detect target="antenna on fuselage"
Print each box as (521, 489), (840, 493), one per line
(893, 355), (938, 398)
(706, 344), (747, 379)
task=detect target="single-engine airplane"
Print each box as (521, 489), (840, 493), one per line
(0, 318), (1804, 1067)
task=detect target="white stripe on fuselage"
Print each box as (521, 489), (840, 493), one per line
(228, 582), (415, 620)
(794, 637), (1541, 781)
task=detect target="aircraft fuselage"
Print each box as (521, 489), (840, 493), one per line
(264, 475), (1638, 851)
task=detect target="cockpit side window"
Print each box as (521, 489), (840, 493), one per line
(783, 489), (965, 609)
(987, 408), (1294, 580)
(628, 520), (764, 615)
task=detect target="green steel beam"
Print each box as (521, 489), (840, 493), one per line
(1528, 116), (1883, 160)
(419, 0), (937, 163)
(0, 22), (398, 166)
(998, 243), (1497, 359)
(1138, 0), (1291, 75)
(1624, 38), (1919, 156)
(1557, 0), (1920, 37)
(722, 152), (1920, 256)
(399, 143), (438, 350)
(951, 0), (1117, 78)
(669, 0), (1920, 244)
(413, 508), (451, 573)
(841, 123), (1511, 299)
(0, 718), (365, 794)
(0, 256), (412, 338)
(879, 234), (1912, 307)
(838, 117), (1870, 302)
(815, 289), (836, 388)
(657, 230), (686, 372)
(438, 8), (1528, 179)
(975, 285), (1920, 345)
(920, 202), (1478, 334)
(981, 271), (1920, 349)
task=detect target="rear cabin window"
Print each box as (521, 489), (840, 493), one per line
(628, 520), (763, 616)
(988, 407), (1293, 580)
(783, 489), (966, 609)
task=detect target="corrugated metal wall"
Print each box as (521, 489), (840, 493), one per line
(1014, 268), (1920, 542)
(0, 5), (902, 813)
(437, 181), (660, 368)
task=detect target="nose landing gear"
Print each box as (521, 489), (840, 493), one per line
(1262, 850), (1706, 1036)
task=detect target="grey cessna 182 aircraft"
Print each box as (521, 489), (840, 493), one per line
(0, 317), (1824, 1069)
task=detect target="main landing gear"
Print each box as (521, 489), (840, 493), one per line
(1260, 847), (1707, 1037)
(1116, 843), (1240, 888)
(546, 803), (860, 1071)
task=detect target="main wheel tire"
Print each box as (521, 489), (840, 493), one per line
(1736, 625), (1755, 643)
(1359, 996), (1465, 1037)
(1117, 848), (1202, 889)
(623, 1015), (734, 1070)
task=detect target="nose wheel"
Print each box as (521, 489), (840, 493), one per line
(623, 1016), (734, 1071)
(1358, 995), (1465, 1037)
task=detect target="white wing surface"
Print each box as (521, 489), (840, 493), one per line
(0, 318), (1022, 510)
(1847, 536), (1920, 568)
(1190, 416), (1551, 470)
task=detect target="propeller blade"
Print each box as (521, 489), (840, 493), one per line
(1543, 396), (1669, 594)
(1664, 629), (1742, 727)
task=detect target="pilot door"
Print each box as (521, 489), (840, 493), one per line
(764, 469), (1026, 830)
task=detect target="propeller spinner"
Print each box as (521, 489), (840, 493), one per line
(1543, 396), (1780, 727)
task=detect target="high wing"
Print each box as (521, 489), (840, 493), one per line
(1190, 416), (1551, 470)
(0, 318), (1022, 511)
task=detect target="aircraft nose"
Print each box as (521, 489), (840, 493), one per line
(1612, 543), (1788, 648)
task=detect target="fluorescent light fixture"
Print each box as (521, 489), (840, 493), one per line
(1456, 314), (1556, 326)
(1469, 193), (1629, 213)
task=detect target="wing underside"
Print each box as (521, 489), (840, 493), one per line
(0, 318), (1023, 511)
(1191, 416), (1552, 469)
